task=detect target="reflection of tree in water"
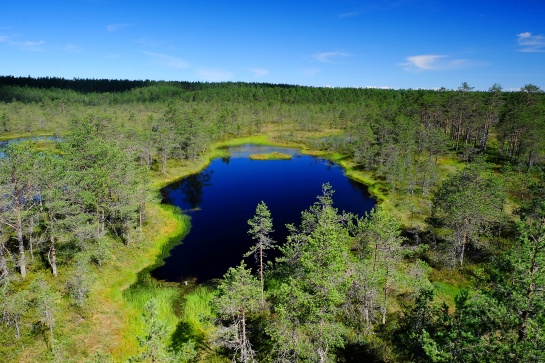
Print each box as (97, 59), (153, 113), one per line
(180, 170), (213, 209)
(347, 177), (369, 196)
(221, 156), (230, 165)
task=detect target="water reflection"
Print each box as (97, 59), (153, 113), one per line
(164, 170), (213, 210)
(153, 145), (375, 283)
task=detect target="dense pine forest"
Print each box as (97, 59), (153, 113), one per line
(1, 76), (544, 362)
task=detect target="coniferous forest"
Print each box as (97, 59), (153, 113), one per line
(1, 76), (544, 362)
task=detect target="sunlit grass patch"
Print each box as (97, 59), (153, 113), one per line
(94, 203), (190, 361)
(436, 155), (465, 177)
(249, 151), (292, 160)
(181, 286), (216, 337)
(429, 268), (470, 308)
(0, 132), (55, 141)
(215, 135), (271, 147)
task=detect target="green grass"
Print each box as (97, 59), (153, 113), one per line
(429, 268), (470, 308)
(61, 203), (193, 362)
(116, 206), (191, 359)
(215, 134), (272, 147)
(249, 151), (292, 160)
(0, 132), (56, 141)
(181, 286), (216, 337)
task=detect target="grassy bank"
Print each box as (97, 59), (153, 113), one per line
(5, 203), (191, 363)
(82, 204), (190, 361)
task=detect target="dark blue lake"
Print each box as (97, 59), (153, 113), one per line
(151, 145), (376, 283)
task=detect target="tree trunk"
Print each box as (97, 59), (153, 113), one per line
(28, 217), (36, 261)
(459, 223), (468, 267)
(0, 242), (8, 278)
(101, 209), (105, 235)
(528, 150), (536, 169)
(382, 268), (390, 325)
(241, 307), (248, 363)
(382, 289), (387, 325)
(482, 122), (490, 150)
(16, 213), (26, 279)
(14, 318), (21, 339)
(161, 152), (167, 174)
(259, 242), (264, 306)
(49, 235), (57, 277)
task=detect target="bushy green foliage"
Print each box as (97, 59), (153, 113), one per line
(129, 298), (196, 363)
(431, 159), (506, 267)
(0, 77), (544, 362)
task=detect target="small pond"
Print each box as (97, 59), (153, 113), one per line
(151, 145), (376, 283)
(0, 136), (60, 157)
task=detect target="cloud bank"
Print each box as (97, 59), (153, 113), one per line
(401, 54), (469, 71)
(312, 51), (350, 62)
(518, 32), (545, 52)
(0, 34), (45, 51)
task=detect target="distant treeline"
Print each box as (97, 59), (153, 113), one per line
(0, 75), (305, 103)
(2, 75), (545, 107)
(1, 77), (544, 170)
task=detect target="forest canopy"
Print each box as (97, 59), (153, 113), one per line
(0, 76), (544, 362)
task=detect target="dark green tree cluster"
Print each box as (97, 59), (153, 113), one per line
(212, 186), (431, 362)
(0, 115), (150, 350)
(393, 218), (545, 363)
(345, 83), (544, 197)
(431, 159), (506, 267)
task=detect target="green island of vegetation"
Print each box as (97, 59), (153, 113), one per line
(0, 77), (544, 362)
(248, 151), (293, 160)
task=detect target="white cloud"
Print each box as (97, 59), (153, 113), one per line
(401, 54), (470, 71)
(0, 34), (45, 51)
(517, 32), (545, 52)
(64, 43), (83, 53)
(142, 51), (189, 69)
(312, 51), (350, 62)
(20, 40), (44, 47)
(196, 68), (233, 82)
(106, 23), (131, 32)
(250, 68), (269, 77)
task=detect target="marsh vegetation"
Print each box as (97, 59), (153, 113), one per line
(0, 77), (544, 362)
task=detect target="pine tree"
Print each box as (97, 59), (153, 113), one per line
(245, 201), (276, 306)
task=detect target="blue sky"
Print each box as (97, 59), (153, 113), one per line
(1, 0), (544, 90)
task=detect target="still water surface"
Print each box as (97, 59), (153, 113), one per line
(151, 145), (375, 283)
